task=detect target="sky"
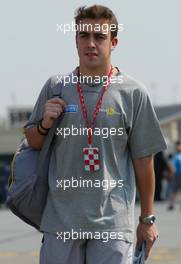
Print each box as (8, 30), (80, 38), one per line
(0, 0), (181, 119)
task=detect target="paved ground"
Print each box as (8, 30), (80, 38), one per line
(0, 202), (181, 264)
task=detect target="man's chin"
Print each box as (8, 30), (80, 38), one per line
(84, 61), (101, 69)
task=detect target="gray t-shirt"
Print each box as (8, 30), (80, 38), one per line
(26, 69), (167, 243)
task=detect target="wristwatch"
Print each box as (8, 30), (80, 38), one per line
(139, 215), (156, 225)
(37, 119), (50, 136)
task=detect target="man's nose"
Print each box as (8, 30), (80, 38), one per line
(87, 36), (96, 48)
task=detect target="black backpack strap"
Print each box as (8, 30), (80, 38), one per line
(38, 79), (64, 166)
(51, 81), (64, 98)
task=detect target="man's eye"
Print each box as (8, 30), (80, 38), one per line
(96, 34), (106, 39)
(79, 33), (88, 38)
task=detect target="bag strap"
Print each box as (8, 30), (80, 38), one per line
(37, 79), (65, 167)
(9, 77), (65, 187)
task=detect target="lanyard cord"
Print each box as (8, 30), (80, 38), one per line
(77, 66), (113, 145)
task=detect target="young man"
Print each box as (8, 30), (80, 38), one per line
(25, 5), (167, 264)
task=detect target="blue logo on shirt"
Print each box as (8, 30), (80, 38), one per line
(64, 105), (78, 113)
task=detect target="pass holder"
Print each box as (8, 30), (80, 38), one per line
(83, 145), (100, 172)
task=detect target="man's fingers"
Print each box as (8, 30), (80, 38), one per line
(46, 105), (64, 113)
(145, 238), (156, 260)
(46, 102), (66, 112)
(44, 111), (58, 120)
(145, 245), (151, 260)
(136, 239), (150, 260)
(48, 98), (67, 108)
(136, 223), (159, 260)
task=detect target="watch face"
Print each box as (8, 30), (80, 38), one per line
(147, 216), (155, 224)
(140, 215), (156, 224)
(151, 216), (156, 223)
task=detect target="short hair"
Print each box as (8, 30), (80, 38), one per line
(74, 5), (118, 39)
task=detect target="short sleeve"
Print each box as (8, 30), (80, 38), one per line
(128, 86), (167, 159)
(24, 78), (52, 128)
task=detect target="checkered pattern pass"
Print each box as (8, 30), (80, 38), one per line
(83, 147), (100, 172)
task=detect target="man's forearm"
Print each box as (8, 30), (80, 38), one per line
(24, 126), (46, 150)
(132, 155), (155, 216)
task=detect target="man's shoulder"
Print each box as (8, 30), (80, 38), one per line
(48, 70), (75, 88)
(48, 73), (67, 88)
(115, 71), (149, 98)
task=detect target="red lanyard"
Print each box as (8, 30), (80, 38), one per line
(77, 66), (113, 145)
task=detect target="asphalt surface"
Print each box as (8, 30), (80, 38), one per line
(0, 201), (181, 264)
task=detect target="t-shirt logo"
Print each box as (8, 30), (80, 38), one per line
(99, 107), (121, 116)
(64, 105), (78, 113)
(106, 107), (115, 116)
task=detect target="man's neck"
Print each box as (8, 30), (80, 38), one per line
(79, 63), (112, 77)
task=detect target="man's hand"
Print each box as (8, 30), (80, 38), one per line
(42, 98), (67, 129)
(133, 155), (158, 259)
(136, 223), (159, 260)
(24, 98), (66, 150)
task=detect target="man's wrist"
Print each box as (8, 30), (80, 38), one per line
(37, 119), (50, 136)
(139, 214), (156, 225)
(41, 119), (51, 130)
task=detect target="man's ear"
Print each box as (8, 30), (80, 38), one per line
(111, 37), (118, 51)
